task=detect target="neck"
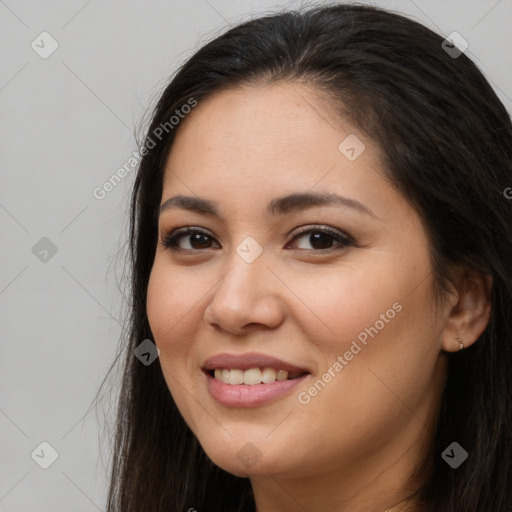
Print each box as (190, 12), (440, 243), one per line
(251, 416), (428, 512)
(252, 477), (422, 512)
(250, 436), (426, 512)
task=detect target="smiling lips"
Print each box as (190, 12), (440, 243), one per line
(202, 352), (311, 407)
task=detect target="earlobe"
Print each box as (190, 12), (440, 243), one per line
(440, 270), (493, 353)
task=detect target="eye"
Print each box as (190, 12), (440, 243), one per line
(161, 227), (219, 251)
(286, 225), (354, 253)
(160, 225), (355, 254)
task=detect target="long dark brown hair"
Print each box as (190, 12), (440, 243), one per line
(97, 3), (512, 511)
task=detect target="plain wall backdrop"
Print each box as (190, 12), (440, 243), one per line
(1, 0), (511, 510)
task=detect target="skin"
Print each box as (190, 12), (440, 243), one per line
(146, 82), (492, 512)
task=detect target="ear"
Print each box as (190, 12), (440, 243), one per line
(440, 267), (493, 353)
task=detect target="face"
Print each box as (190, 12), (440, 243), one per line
(146, 82), (448, 482)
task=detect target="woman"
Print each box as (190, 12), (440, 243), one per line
(101, 3), (512, 511)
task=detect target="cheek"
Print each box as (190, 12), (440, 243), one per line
(146, 264), (199, 385)
(286, 262), (404, 355)
(146, 264), (203, 427)
(146, 271), (172, 343)
(290, 252), (438, 401)
(146, 261), (198, 345)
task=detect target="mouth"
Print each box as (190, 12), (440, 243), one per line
(204, 367), (308, 384)
(201, 352), (311, 407)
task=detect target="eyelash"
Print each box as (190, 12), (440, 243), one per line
(160, 225), (355, 254)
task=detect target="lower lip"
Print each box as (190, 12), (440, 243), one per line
(204, 371), (309, 407)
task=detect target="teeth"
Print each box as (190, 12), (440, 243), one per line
(229, 369), (244, 385)
(277, 369), (288, 381)
(244, 368), (262, 385)
(261, 367), (277, 383)
(212, 367), (306, 384)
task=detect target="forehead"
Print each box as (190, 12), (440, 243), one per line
(162, 82), (382, 190)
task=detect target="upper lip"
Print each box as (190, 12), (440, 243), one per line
(202, 352), (311, 373)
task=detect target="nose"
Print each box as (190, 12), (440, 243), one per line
(203, 251), (286, 335)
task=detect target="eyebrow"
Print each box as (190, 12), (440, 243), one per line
(159, 192), (376, 219)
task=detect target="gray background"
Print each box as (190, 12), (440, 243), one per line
(0, 0), (510, 510)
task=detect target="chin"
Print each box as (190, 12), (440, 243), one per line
(198, 434), (296, 478)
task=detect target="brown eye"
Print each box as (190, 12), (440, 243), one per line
(296, 231), (337, 250)
(287, 226), (354, 253)
(160, 225), (354, 254)
(161, 228), (219, 251)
